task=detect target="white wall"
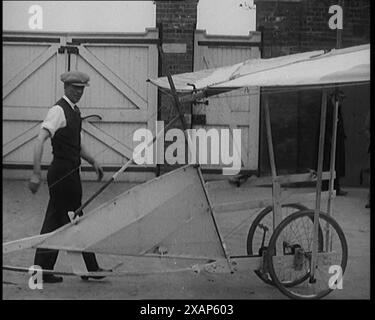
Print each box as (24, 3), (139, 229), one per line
(197, 0), (256, 35)
(2, 1), (156, 33)
(3, 0), (256, 35)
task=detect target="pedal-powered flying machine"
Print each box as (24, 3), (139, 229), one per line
(3, 44), (369, 299)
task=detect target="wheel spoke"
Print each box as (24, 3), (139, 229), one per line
(247, 204), (310, 287)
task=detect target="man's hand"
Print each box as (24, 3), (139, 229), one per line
(80, 144), (104, 181)
(29, 173), (41, 194)
(93, 161), (104, 181)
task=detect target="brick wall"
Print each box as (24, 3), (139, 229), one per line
(155, 0), (198, 172)
(255, 0), (370, 185)
(153, 0), (370, 184)
(255, 0), (370, 57)
(156, 0), (198, 125)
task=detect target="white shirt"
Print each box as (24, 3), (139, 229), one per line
(41, 96), (78, 138)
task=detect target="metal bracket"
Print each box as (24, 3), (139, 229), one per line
(260, 249), (269, 275)
(294, 247), (304, 271)
(58, 46), (79, 54)
(193, 100), (209, 106)
(192, 114), (206, 125)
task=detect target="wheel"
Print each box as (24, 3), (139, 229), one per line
(247, 203), (308, 256)
(247, 204), (321, 287)
(266, 210), (348, 299)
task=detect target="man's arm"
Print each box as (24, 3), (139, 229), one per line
(29, 128), (51, 194)
(80, 143), (104, 181)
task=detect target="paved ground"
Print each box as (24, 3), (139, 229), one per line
(2, 177), (370, 300)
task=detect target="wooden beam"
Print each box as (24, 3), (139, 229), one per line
(203, 250), (342, 274)
(82, 122), (133, 160)
(213, 191), (333, 213)
(3, 123), (40, 157)
(327, 100), (339, 217)
(263, 95), (282, 254)
(3, 233), (54, 254)
(311, 89), (328, 279)
(198, 41), (261, 47)
(205, 171), (335, 191)
(3, 44), (58, 99)
(146, 39), (158, 145)
(78, 46), (147, 110)
(263, 96), (277, 178)
(206, 111), (250, 126)
(326, 98), (339, 250)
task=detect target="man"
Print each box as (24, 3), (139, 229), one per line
(29, 71), (107, 283)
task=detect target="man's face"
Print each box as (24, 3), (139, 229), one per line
(65, 84), (85, 104)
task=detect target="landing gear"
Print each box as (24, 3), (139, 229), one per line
(247, 204), (310, 286)
(266, 210), (348, 299)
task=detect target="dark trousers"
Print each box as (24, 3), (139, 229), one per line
(34, 159), (99, 271)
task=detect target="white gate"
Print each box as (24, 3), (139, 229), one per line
(3, 30), (159, 180)
(193, 30), (262, 172)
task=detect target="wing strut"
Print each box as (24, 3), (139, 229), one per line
(157, 45), (233, 271)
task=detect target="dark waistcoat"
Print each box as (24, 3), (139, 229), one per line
(51, 98), (82, 165)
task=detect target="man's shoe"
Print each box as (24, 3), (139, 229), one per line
(336, 189), (348, 196)
(81, 267), (110, 281)
(42, 274), (63, 283)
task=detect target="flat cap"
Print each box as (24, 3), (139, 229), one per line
(60, 71), (90, 86)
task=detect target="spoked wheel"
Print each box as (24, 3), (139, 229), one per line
(247, 203), (308, 256)
(266, 210), (348, 299)
(246, 203), (309, 286)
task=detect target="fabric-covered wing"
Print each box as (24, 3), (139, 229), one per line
(149, 44), (369, 92)
(33, 166), (227, 260)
